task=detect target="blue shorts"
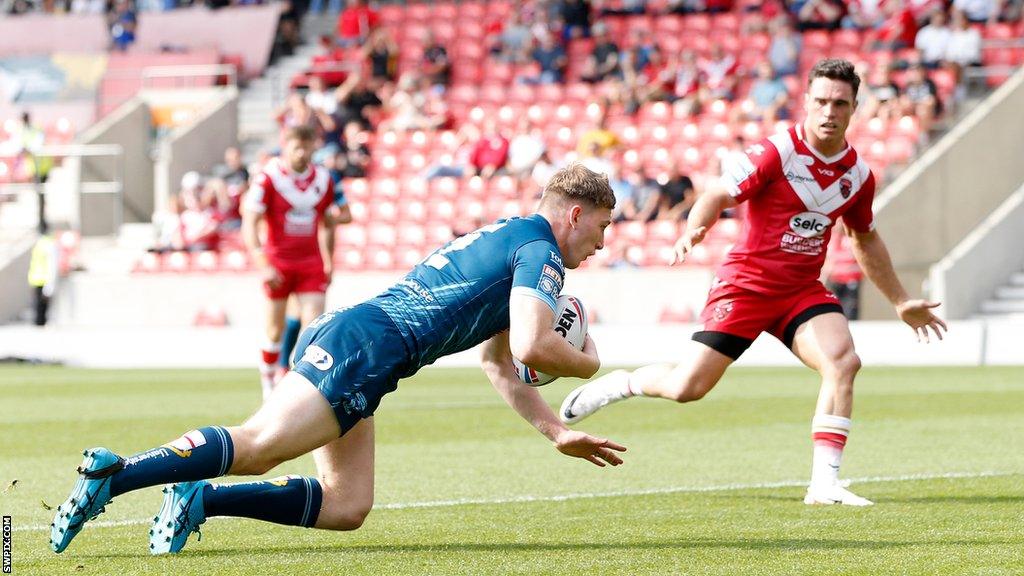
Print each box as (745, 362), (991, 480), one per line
(292, 303), (412, 435)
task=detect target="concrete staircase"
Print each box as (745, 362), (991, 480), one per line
(977, 270), (1024, 319)
(236, 12), (338, 161)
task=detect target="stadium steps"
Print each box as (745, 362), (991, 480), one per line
(977, 271), (1024, 316)
(237, 44), (322, 148)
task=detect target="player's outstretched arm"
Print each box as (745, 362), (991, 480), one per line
(481, 332), (625, 467)
(850, 228), (948, 342)
(509, 293), (600, 379)
(670, 185), (737, 265)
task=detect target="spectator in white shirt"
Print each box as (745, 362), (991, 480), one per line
(915, 10), (952, 68)
(945, 9), (982, 67)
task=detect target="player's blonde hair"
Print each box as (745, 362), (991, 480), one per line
(540, 162), (616, 210)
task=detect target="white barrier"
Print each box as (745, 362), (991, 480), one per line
(1, 320), (1019, 369)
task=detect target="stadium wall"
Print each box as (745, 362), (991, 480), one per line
(930, 184), (1024, 318)
(0, 235), (35, 324)
(864, 67), (1024, 319)
(0, 14), (108, 54)
(134, 4), (282, 79)
(50, 268), (716, 328)
(152, 88), (239, 216)
(0, 321), (1021, 368)
(76, 98), (153, 230)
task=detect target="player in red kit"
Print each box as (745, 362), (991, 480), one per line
(243, 126), (345, 398)
(560, 59), (947, 506)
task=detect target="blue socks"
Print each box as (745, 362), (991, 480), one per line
(280, 316), (302, 369)
(204, 476), (322, 528)
(109, 426), (234, 497)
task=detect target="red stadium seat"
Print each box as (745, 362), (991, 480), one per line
(367, 247), (396, 270)
(347, 200), (368, 221)
(339, 223), (368, 247)
(397, 223), (427, 246)
(369, 200), (399, 222)
(193, 251), (219, 272)
(223, 250), (249, 272)
(397, 247), (425, 268)
(616, 220), (647, 243)
(427, 199), (456, 222)
(647, 220), (680, 243)
(336, 247), (366, 271)
(165, 251), (190, 273)
(429, 177), (460, 199)
(399, 176), (429, 199)
(367, 223), (398, 246)
(398, 200), (428, 222)
(425, 222), (454, 245)
(371, 177), (401, 199)
(343, 178), (369, 201)
(134, 252), (161, 273)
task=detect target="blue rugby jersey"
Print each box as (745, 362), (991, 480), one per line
(370, 214), (565, 371)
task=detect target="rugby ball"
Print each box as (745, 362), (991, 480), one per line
(512, 294), (589, 386)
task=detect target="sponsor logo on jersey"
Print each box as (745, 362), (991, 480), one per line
(542, 264), (563, 288)
(817, 168), (835, 177)
(548, 251), (563, 267)
(789, 211), (832, 238)
(840, 177), (853, 199)
(785, 170), (816, 184)
(539, 264), (563, 298)
(396, 279), (435, 302)
(283, 208), (316, 236)
(301, 345), (334, 370)
(780, 232), (827, 255)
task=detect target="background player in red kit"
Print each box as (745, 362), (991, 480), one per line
(243, 125), (345, 398)
(560, 59), (947, 506)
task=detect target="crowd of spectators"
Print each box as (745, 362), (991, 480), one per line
(100, 0), (1018, 270)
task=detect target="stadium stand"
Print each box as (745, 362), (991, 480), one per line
(77, 0), (1020, 276)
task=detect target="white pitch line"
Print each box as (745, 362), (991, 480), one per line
(16, 470), (1019, 533)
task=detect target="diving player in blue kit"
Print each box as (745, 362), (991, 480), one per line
(50, 163), (625, 556)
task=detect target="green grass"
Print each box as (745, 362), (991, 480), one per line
(2, 365), (1023, 575)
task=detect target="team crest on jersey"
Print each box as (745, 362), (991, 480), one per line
(301, 345), (334, 370)
(840, 177), (853, 199)
(713, 301), (734, 322)
(539, 264), (563, 298)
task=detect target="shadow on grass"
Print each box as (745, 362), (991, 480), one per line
(79, 536), (1022, 560)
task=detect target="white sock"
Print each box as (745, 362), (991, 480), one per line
(624, 372), (645, 397)
(810, 414), (851, 486)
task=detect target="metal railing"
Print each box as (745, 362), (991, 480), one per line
(0, 144), (125, 234)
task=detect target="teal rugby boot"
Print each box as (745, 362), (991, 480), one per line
(149, 481), (208, 555)
(50, 447), (124, 553)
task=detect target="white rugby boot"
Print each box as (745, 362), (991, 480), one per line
(803, 481), (874, 506)
(559, 370), (633, 425)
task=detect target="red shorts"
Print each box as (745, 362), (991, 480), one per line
(263, 261), (328, 300)
(694, 280), (844, 359)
